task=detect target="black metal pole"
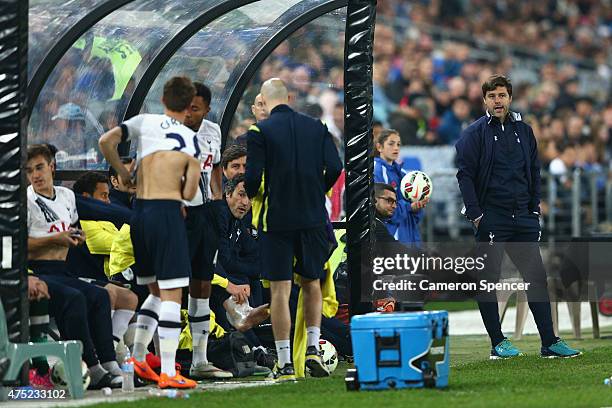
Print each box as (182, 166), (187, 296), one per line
(0, 0), (29, 351)
(343, 0), (376, 316)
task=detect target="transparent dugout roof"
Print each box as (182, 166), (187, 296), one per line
(28, 0), (347, 170)
(28, 0), (103, 79)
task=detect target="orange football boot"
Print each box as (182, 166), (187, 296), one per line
(158, 373), (197, 389)
(129, 357), (160, 383)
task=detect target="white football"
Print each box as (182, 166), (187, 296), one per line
(50, 360), (91, 391)
(319, 339), (338, 373)
(400, 170), (433, 203)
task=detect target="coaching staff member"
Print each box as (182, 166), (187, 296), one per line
(456, 74), (580, 359)
(245, 78), (342, 381)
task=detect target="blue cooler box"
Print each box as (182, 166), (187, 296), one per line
(348, 311), (449, 391)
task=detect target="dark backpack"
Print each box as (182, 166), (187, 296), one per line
(207, 331), (256, 377)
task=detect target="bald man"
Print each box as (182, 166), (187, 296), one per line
(245, 78), (342, 381)
(251, 94), (268, 122)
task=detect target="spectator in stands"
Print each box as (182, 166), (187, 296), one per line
(373, 129), (428, 246)
(438, 97), (472, 145)
(69, 172), (139, 348)
(549, 142), (577, 189)
(51, 103), (104, 167)
(26, 144), (123, 389)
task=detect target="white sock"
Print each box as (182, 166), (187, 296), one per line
(275, 340), (291, 368)
(153, 330), (161, 356)
(124, 322), (137, 348)
(132, 295), (161, 361)
(112, 309), (135, 345)
(158, 301), (181, 377)
(102, 360), (122, 376)
(89, 363), (108, 385)
(188, 295), (210, 366)
(307, 326), (321, 349)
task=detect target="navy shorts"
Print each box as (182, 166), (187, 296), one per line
(260, 226), (328, 281)
(131, 199), (191, 289)
(185, 201), (223, 281)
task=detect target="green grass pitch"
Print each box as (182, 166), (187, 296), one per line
(93, 328), (612, 408)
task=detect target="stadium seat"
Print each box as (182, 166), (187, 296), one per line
(547, 278), (600, 339)
(0, 301), (84, 399)
(400, 156), (422, 172)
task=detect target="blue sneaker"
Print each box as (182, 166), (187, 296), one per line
(541, 339), (582, 358)
(490, 338), (522, 359)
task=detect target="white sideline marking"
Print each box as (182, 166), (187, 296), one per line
(2, 236), (11, 268)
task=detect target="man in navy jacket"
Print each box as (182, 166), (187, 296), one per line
(245, 78), (342, 380)
(456, 75), (580, 359)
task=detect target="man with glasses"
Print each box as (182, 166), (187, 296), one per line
(374, 183), (400, 243)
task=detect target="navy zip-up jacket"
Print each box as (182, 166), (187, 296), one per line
(455, 111), (541, 221)
(109, 188), (134, 210)
(216, 201), (260, 285)
(245, 104), (342, 232)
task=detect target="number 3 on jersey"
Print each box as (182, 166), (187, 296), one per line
(165, 133), (201, 158)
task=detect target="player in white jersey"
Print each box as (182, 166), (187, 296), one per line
(182, 82), (235, 379)
(99, 76), (200, 389)
(26, 144), (124, 389)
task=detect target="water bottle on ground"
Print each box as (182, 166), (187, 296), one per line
(121, 349), (134, 393)
(148, 389), (190, 399)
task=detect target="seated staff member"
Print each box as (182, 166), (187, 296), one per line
(109, 156), (137, 210)
(26, 144), (123, 389)
(69, 171), (138, 347)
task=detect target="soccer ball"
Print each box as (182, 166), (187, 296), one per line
(50, 360), (91, 391)
(400, 171), (433, 203)
(319, 339), (338, 373)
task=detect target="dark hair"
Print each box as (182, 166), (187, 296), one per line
(163, 76), (196, 112)
(224, 174), (246, 196)
(482, 74), (513, 98)
(221, 144), (247, 169)
(193, 81), (212, 105)
(73, 171), (109, 196)
(374, 182), (396, 197)
(27, 144), (54, 164)
(108, 156), (134, 179)
(559, 141), (577, 153)
(373, 128), (399, 157)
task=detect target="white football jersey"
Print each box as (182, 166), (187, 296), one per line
(121, 114), (199, 165)
(27, 186), (78, 238)
(185, 119), (222, 206)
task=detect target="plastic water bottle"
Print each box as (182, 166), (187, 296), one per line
(604, 377), (612, 387)
(121, 349), (134, 393)
(148, 389), (190, 399)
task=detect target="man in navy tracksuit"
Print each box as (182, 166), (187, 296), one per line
(456, 75), (580, 359)
(245, 78), (342, 380)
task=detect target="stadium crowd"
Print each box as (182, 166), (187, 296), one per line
(29, 1), (611, 173)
